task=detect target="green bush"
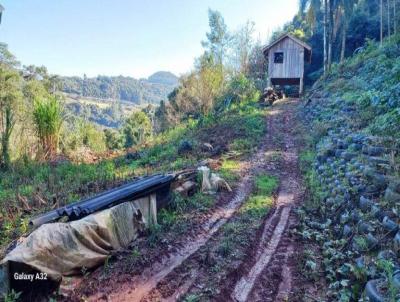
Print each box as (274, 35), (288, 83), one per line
(122, 111), (152, 148)
(104, 128), (124, 150)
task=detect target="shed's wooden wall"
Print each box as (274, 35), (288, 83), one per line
(268, 37), (304, 79)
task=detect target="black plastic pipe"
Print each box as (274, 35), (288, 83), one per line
(29, 173), (175, 227)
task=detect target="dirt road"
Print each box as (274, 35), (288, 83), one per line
(233, 99), (303, 302)
(69, 98), (305, 302)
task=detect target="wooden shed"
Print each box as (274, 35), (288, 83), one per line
(263, 33), (311, 95)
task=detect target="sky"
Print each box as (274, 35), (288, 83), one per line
(0, 0), (298, 78)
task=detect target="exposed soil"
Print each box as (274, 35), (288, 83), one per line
(235, 99), (304, 302)
(66, 98), (308, 302)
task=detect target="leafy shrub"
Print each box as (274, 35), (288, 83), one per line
(216, 73), (259, 112)
(122, 111), (152, 148)
(104, 128), (124, 150)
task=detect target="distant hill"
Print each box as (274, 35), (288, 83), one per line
(60, 72), (179, 105)
(147, 71), (179, 86)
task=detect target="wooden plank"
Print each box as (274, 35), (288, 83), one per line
(268, 36), (304, 80)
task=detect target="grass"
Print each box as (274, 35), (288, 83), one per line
(65, 95), (138, 113)
(29, 94), (271, 299)
(219, 159), (241, 182)
(33, 96), (63, 159)
(147, 192), (216, 247)
(242, 174), (278, 219)
(298, 149), (326, 211)
(65, 96), (112, 109)
(243, 195), (274, 219)
(255, 174), (278, 195)
(229, 138), (253, 153)
(3, 289), (21, 302)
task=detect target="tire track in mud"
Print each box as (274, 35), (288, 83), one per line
(231, 99), (302, 302)
(153, 99), (302, 302)
(157, 203), (283, 302)
(151, 104), (287, 302)
(246, 210), (298, 302)
(88, 127), (271, 302)
(232, 205), (291, 302)
(156, 99), (303, 302)
(156, 206), (283, 302)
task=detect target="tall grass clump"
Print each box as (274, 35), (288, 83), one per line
(33, 96), (63, 160)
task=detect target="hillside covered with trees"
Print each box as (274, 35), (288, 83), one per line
(61, 71), (179, 105)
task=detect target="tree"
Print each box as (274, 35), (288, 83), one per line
(324, 0), (328, 72)
(154, 100), (167, 132)
(78, 119), (106, 152)
(388, 0), (391, 39)
(299, 0), (310, 15)
(194, 56), (225, 115)
(104, 128), (123, 150)
(248, 40), (268, 90)
(122, 111), (152, 148)
(327, 0), (333, 69)
(394, 0), (397, 34)
(262, 0), (391, 88)
(232, 21), (255, 74)
(303, 0), (322, 34)
(201, 9), (230, 66)
(340, 0), (357, 62)
(23, 78), (49, 104)
(185, 55), (225, 116)
(381, 0), (384, 46)
(0, 43), (19, 67)
(326, 0), (341, 70)
(0, 66), (21, 168)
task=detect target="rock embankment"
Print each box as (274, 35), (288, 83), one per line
(301, 92), (400, 301)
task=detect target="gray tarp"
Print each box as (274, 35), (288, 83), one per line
(0, 194), (157, 294)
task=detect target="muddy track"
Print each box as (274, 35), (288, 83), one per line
(153, 99), (302, 302)
(108, 181), (252, 302)
(83, 98), (304, 302)
(231, 99), (303, 302)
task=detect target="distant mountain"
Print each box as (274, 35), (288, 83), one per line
(147, 71), (179, 86)
(60, 71), (179, 105)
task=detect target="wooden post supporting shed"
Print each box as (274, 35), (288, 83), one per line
(263, 34), (311, 95)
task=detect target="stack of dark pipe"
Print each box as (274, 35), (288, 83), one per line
(29, 174), (175, 227)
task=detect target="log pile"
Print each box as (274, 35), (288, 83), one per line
(259, 87), (283, 106)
